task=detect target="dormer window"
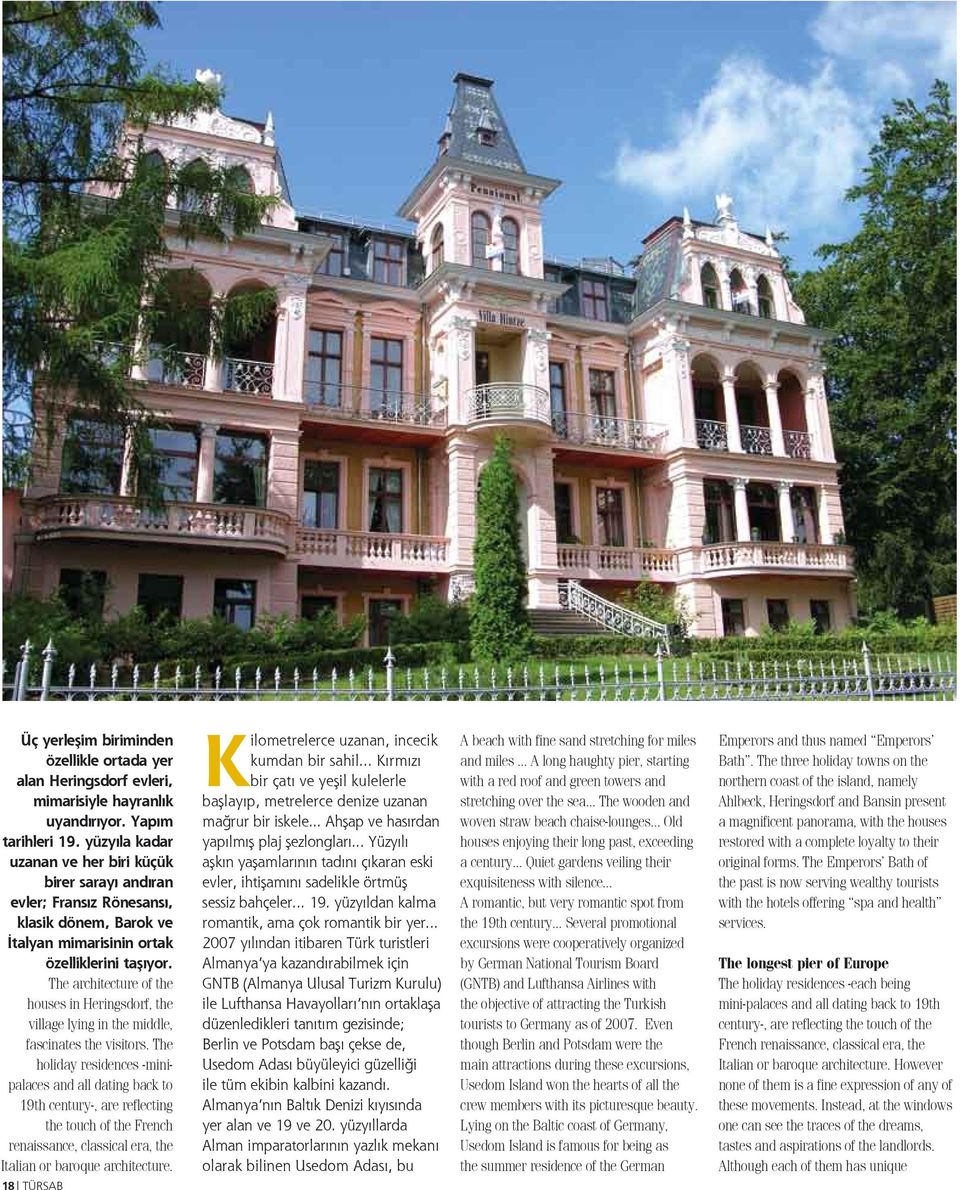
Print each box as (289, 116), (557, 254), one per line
(582, 277), (608, 321)
(477, 109), (497, 147)
(372, 237), (405, 286)
(438, 113), (453, 156)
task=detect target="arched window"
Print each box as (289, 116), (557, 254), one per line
(471, 211), (490, 268)
(501, 217), (520, 275)
(225, 165), (255, 194)
(431, 223), (445, 273)
(757, 275), (775, 319)
(730, 269), (751, 314)
(178, 157), (212, 213)
(141, 150), (167, 176)
(700, 263), (720, 309)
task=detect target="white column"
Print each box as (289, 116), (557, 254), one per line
(119, 423), (138, 497)
(817, 484), (832, 545)
(732, 477), (751, 542)
(721, 369), (742, 452)
(523, 328), (551, 396)
(445, 436), (479, 595)
(777, 480), (794, 543)
(765, 378), (786, 456)
(204, 293), (225, 392)
(196, 422), (218, 503)
(275, 275), (310, 401)
(718, 263), (732, 311)
(449, 316), (475, 424)
(808, 369), (834, 461)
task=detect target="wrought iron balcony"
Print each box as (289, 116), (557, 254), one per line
(740, 424), (773, 455)
(28, 495), (290, 553)
(295, 527), (448, 571)
(695, 418), (729, 451)
(785, 429), (813, 459)
(223, 356), (274, 395)
(465, 383), (550, 426)
(304, 382), (445, 427)
(553, 411), (668, 453)
(145, 348), (206, 389)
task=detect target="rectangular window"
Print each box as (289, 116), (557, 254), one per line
(703, 480), (735, 544)
(60, 418), (124, 495)
(137, 574), (183, 622)
(144, 425), (198, 502)
(318, 232), (345, 277)
(372, 238), (405, 286)
(747, 482), (779, 542)
(810, 600), (831, 635)
(301, 595), (338, 620)
(596, 487), (625, 547)
(58, 569), (107, 620)
(767, 599), (790, 632)
(589, 370), (617, 419)
(306, 328), (343, 408)
(368, 598), (404, 646)
(721, 598), (745, 637)
(214, 579), (256, 630)
(582, 278), (608, 321)
(302, 460), (340, 529)
(549, 362), (567, 436)
(368, 467), (403, 533)
(555, 483), (574, 544)
(214, 432), (267, 507)
(370, 338), (404, 417)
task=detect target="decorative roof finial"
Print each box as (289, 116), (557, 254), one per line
(682, 207), (693, 238)
(195, 67), (222, 89)
(264, 110), (275, 146)
(765, 226), (775, 248)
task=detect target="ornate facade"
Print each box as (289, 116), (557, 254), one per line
(13, 71), (856, 641)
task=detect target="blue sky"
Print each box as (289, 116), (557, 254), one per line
(142, 1), (955, 270)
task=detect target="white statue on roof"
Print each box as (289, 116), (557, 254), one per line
(715, 193), (735, 222)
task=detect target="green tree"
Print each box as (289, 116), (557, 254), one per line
(793, 82), (956, 616)
(3, 1), (277, 484)
(470, 436), (533, 662)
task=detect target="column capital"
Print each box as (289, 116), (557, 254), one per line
(721, 366), (736, 385)
(777, 479), (792, 494)
(731, 476), (748, 492)
(200, 421), (219, 438)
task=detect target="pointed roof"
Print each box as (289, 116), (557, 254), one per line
(398, 72), (559, 219)
(442, 72), (525, 172)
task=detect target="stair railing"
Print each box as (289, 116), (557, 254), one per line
(559, 580), (671, 652)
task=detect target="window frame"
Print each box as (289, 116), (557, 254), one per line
(766, 598), (790, 632)
(144, 424), (198, 503)
(549, 361), (568, 436)
(213, 578), (257, 630)
(369, 337), (404, 417)
(471, 211), (491, 268)
(371, 237), (405, 286)
(58, 569), (107, 620)
(318, 231), (345, 277)
(213, 430), (268, 508)
(60, 416), (124, 496)
(365, 464), (407, 534)
(137, 573), (184, 623)
(721, 597), (746, 637)
(594, 484), (627, 548)
(365, 595), (409, 647)
(501, 217), (520, 275)
(430, 223), (445, 273)
(306, 328), (344, 408)
(581, 277), (609, 321)
(810, 600), (831, 635)
(554, 481), (577, 544)
(301, 458), (342, 530)
(703, 479), (736, 544)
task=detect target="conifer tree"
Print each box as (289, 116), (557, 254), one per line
(470, 435), (533, 662)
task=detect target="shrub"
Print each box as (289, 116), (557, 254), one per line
(390, 595), (471, 644)
(619, 581), (693, 637)
(470, 436), (533, 662)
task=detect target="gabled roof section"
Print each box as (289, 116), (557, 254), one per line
(443, 72), (525, 173)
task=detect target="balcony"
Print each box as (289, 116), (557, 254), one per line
(740, 424), (773, 455)
(695, 419), (729, 452)
(304, 383), (445, 435)
(295, 527), (448, 572)
(145, 349), (206, 389)
(784, 430), (813, 459)
(553, 411), (668, 455)
(29, 495), (290, 554)
(557, 544), (678, 581)
(691, 542), (854, 576)
(223, 357), (274, 395)
(465, 383), (551, 441)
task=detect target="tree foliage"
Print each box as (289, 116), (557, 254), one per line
(793, 82), (956, 616)
(3, 1), (277, 483)
(470, 436), (533, 662)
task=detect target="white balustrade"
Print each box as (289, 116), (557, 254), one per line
(296, 527), (449, 569)
(557, 544), (677, 577)
(554, 411), (668, 452)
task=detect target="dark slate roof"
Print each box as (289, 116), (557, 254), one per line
(439, 72), (525, 173)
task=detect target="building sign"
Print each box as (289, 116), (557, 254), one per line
(478, 309), (526, 329)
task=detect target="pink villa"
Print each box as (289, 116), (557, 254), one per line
(10, 71), (856, 643)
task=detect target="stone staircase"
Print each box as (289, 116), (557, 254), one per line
(528, 609), (619, 636)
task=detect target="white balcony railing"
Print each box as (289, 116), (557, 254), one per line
(223, 356), (274, 395)
(465, 383), (550, 425)
(560, 580), (670, 647)
(557, 544), (677, 578)
(304, 382), (445, 427)
(553, 411), (668, 453)
(29, 495), (290, 550)
(695, 418), (729, 451)
(295, 527), (449, 569)
(740, 424), (773, 455)
(695, 542), (854, 573)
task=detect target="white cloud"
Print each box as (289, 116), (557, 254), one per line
(812, 1), (956, 78)
(613, 57), (872, 232)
